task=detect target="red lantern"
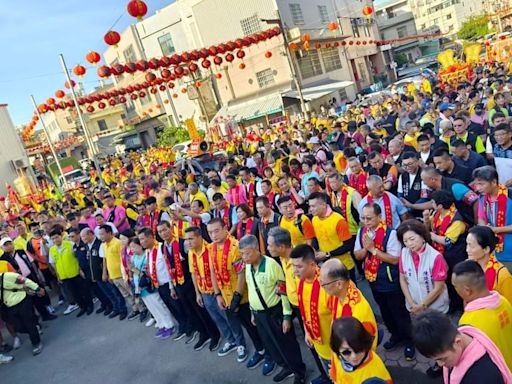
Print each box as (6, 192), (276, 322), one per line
(181, 52), (191, 62)
(168, 82), (175, 89)
(139, 91), (146, 98)
(109, 99), (117, 106)
(170, 54), (181, 65)
(148, 58), (160, 70)
(362, 40), (367, 45)
(199, 48), (209, 58)
(328, 22), (338, 32)
(159, 57), (171, 67)
(111, 63), (125, 76)
(136, 60), (148, 71)
(195, 81), (202, 88)
(131, 94), (138, 100)
(301, 34), (310, 43)
(161, 69), (172, 79)
(124, 62), (137, 74)
(188, 62), (198, 72)
(98, 102), (106, 110)
(325, 42), (331, 48)
(119, 96), (127, 103)
(235, 39), (244, 49)
(190, 50), (200, 61)
(217, 44), (226, 54)
(225, 41), (236, 51)
(47, 98), (56, 105)
(181, 88), (187, 94)
(66, 100), (74, 108)
(159, 84), (166, 91)
(356, 41), (361, 45)
(127, 0), (148, 20)
(265, 51), (272, 59)
(349, 41), (354, 46)
(289, 42), (298, 50)
(55, 90), (65, 99)
(65, 80), (76, 89)
(242, 37), (251, 47)
(216, 73), (222, 79)
(213, 56), (223, 66)
(239, 63), (246, 70)
(104, 30), (121, 47)
(362, 6), (374, 16)
(97, 65), (111, 78)
(315, 43), (322, 49)
(172, 93), (178, 99)
(201, 59), (211, 69)
(500, 35), (507, 40)
(164, 99), (169, 104)
(334, 41), (340, 47)
(86, 106), (95, 113)
(73, 64), (86, 77)
(209, 46), (218, 56)
(225, 53), (235, 63)
(174, 66), (184, 76)
(86, 51), (101, 65)
(341, 41), (347, 46)
(148, 108), (153, 113)
(145, 72), (157, 83)
(236, 50), (245, 59)
(150, 87), (158, 94)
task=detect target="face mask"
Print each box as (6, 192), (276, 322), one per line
(475, 110), (483, 116)
(340, 350), (369, 372)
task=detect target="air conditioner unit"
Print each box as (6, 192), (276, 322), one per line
(12, 157), (29, 170)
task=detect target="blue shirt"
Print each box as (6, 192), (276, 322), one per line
(494, 144), (512, 159)
(358, 192), (408, 229)
(453, 151), (487, 170)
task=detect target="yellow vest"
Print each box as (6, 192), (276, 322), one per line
(49, 240), (80, 280)
(459, 295), (512, 368)
(279, 215), (308, 247)
(330, 350), (392, 384)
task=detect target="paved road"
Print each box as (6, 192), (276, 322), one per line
(1, 299), (441, 384)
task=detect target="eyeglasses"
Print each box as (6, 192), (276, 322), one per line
(361, 216), (376, 222)
(339, 348), (355, 358)
(320, 279), (343, 287)
(402, 162), (416, 167)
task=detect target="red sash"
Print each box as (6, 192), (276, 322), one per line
(246, 182), (255, 209)
(237, 218), (254, 240)
(431, 205), (456, 254)
(212, 238), (231, 287)
(362, 223), (386, 282)
(297, 270), (322, 342)
(191, 217), (202, 227)
(367, 193), (393, 227)
(484, 185), (508, 253)
(331, 188), (349, 218)
(149, 245), (173, 287)
(485, 255), (501, 292)
(173, 220), (184, 238)
(267, 192), (275, 208)
(163, 241), (185, 285)
(349, 172), (368, 197)
(192, 246), (212, 292)
(229, 185), (241, 206)
(150, 210), (161, 235)
(216, 205), (230, 227)
(327, 281), (361, 320)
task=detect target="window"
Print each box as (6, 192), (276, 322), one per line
(358, 62), (367, 83)
(296, 50), (323, 79)
(158, 33), (175, 56)
(289, 3), (304, 25)
(65, 116), (73, 124)
(97, 119), (108, 131)
(240, 14), (261, 36)
(123, 45), (137, 63)
(256, 68), (275, 88)
(420, 23), (426, 30)
(320, 48), (342, 72)
(140, 93), (151, 106)
(351, 20), (360, 37)
(448, 24), (454, 31)
(397, 26), (407, 38)
(318, 5), (329, 24)
(446, 14), (452, 19)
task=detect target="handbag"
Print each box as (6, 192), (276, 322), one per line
(138, 271), (155, 293)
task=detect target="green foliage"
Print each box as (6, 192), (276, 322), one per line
(393, 53), (409, 67)
(156, 125), (190, 147)
(458, 15), (491, 40)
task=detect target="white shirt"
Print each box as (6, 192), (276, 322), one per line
(420, 151), (430, 163)
(354, 227), (402, 257)
(185, 212), (211, 225)
(147, 243), (172, 286)
(94, 222), (118, 239)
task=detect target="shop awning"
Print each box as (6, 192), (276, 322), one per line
(212, 92), (283, 123)
(282, 80), (354, 101)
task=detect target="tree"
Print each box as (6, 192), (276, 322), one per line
(393, 53), (409, 67)
(156, 125), (190, 147)
(458, 15), (491, 40)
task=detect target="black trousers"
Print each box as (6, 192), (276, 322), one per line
(176, 282), (220, 341)
(62, 276), (92, 310)
(226, 302), (264, 352)
(371, 288), (412, 343)
(292, 305), (329, 379)
(83, 274), (111, 310)
(26, 273), (52, 320)
(158, 283), (189, 333)
(7, 296), (41, 346)
(253, 304), (306, 378)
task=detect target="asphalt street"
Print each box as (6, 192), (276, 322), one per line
(0, 295), (442, 384)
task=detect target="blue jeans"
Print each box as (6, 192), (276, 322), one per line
(202, 294), (235, 345)
(97, 280), (127, 313)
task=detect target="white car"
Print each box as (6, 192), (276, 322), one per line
(172, 140), (192, 160)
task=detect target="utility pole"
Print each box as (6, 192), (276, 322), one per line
(262, 11), (309, 120)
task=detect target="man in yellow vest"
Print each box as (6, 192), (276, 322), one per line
(277, 196), (316, 247)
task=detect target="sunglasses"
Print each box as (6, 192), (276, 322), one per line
(339, 348), (355, 358)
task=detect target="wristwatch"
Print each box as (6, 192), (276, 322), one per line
(371, 249), (378, 256)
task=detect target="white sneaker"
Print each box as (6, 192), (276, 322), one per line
(13, 337), (21, 350)
(46, 305), (56, 314)
(237, 345), (248, 363)
(92, 297), (99, 304)
(145, 318), (156, 327)
(63, 304), (80, 315)
(57, 299), (65, 306)
(0, 354), (13, 364)
(37, 325), (43, 335)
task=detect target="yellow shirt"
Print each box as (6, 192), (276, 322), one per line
(459, 295), (512, 368)
(0, 261), (15, 273)
(279, 257), (298, 307)
(190, 191), (210, 211)
(13, 235), (30, 251)
(209, 237), (247, 306)
(299, 276), (333, 359)
(188, 242), (214, 295)
(312, 211), (354, 270)
(330, 351), (392, 384)
(404, 132), (420, 151)
(279, 215), (316, 248)
(103, 237), (122, 280)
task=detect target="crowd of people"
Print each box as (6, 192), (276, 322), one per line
(2, 61), (512, 384)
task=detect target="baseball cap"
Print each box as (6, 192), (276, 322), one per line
(439, 102), (455, 112)
(0, 237), (13, 247)
(307, 137), (320, 145)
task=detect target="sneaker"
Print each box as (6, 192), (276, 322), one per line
(145, 318), (156, 327)
(185, 330), (199, 344)
(155, 328), (166, 338)
(0, 344), (12, 353)
(108, 310), (119, 319)
(104, 308), (113, 316)
(32, 343), (43, 356)
(13, 337), (21, 350)
(426, 363), (443, 378)
(76, 308), (87, 318)
(217, 342), (237, 356)
(159, 328), (174, 340)
(194, 336), (211, 351)
(0, 354), (13, 364)
(273, 367), (294, 382)
(309, 375), (329, 384)
(404, 345), (416, 361)
(63, 304), (80, 315)
(119, 312), (128, 321)
(37, 325), (43, 335)
(173, 331), (187, 341)
(262, 359), (276, 376)
(96, 307), (105, 314)
(92, 297), (99, 304)
(42, 314), (57, 321)
(209, 338), (220, 351)
(86, 306), (94, 316)
(383, 338), (401, 350)
(127, 311), (140, 321)
(46, 305), (56, 314)
(237, 346), (248, 363)
(139, 310), (149, 323)
(293, 376), (305, 384)
(246, 351), (265, 369)
(57, 299), (65, 306)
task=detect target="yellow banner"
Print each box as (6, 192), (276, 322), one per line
(185, 118), (200, 140)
